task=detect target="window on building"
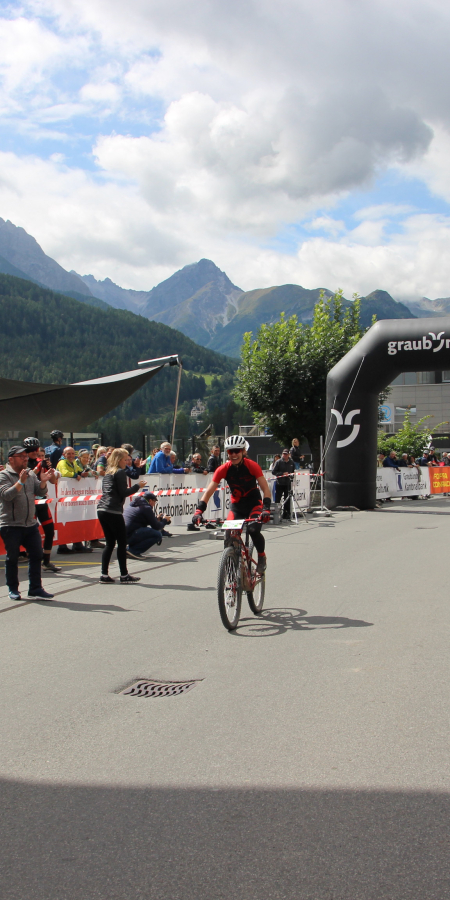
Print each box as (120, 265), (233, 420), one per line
(390, 372), (437, 386)
(442, 371), (450, 382)
(417, 372), (435, 384)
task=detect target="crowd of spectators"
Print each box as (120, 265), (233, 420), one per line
(0, 433), (235, 595)
(379, 448), (450, 469)
(0, 431), (312, 595)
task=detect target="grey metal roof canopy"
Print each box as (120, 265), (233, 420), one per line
(0, 355), (180, 432)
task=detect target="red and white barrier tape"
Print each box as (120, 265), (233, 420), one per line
(37, 476), (320, 505)
(52, 486), (227, 503)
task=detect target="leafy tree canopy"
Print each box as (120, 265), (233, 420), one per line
(235, 291), (363, 463)
(377, 411), (448, 459)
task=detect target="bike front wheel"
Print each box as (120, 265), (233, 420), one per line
(217, 547), (242, 630)
(247, 538), (265, 615)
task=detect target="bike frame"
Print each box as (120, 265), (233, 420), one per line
(221, 517), (265, 592)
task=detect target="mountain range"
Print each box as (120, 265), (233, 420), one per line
(1, 217), (449, 358)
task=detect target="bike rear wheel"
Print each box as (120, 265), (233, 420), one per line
(247, 538), (265, 615)
(217, 547), (242, 630)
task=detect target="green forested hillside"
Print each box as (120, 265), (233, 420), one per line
(0, 274), (236, 434)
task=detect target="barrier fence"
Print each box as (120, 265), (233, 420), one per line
(1, 466), (447, 554)
(0, 471), (311, 554)
(376, 465), (450, 498)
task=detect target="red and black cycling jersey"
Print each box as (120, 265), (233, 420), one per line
(212, 458), (263, 504)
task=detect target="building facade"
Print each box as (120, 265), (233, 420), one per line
(383, 370), (450, 446)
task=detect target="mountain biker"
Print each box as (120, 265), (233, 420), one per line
(192, 434), (271, 573)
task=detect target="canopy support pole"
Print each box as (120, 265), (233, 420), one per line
(171, 362), (183, 446)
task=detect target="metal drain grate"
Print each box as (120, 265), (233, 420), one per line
(120, 679), (200, 698)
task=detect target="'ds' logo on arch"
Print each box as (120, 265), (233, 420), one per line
(330, 409), (361, 448)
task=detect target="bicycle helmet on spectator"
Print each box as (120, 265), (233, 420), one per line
(50, 430), (64, 441)
(224, 434), (250, 452)
(23, 436), (40, 451)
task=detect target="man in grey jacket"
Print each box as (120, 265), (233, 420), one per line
(0, 446), (55, 601)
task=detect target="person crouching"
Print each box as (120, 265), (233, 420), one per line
(124, 492), (171, 560)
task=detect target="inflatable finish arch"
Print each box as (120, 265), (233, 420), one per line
(325, 317), (450, 509)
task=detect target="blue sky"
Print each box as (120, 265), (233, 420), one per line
(1, 0), (450, 300)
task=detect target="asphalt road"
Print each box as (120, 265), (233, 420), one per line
(1, 501), (450, 899)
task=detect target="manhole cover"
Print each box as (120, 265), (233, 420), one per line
(119, 679), (200, 698)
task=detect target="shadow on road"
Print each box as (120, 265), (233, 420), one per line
(1, 777), (448, 900)
(234, 607), (373, 637)
(32, 600), (131, 614)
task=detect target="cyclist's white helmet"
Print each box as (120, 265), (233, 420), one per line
(224, 434), (249, 452)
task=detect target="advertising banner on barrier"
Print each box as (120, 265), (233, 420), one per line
(429, 468), (450, 494)
(292, 471), (310, 508)
(138, 473), (230, 524)
(376, 466), (429, 498)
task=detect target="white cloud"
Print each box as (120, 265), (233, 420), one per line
(1, 149), (450, 305)
(1, 0), (450, 304)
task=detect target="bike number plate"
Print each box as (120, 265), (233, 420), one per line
(222, 520), (245, 530)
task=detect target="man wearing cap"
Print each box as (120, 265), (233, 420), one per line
(271, 449), (295, 521)
(0, 446), (55, 601)
(123, 491), (171, 560)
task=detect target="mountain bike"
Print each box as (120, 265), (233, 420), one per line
(217, 517), (266, 631)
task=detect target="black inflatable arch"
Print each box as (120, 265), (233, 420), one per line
(325, 316), (450, 509)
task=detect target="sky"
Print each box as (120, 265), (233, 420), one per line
(1, 0), (450, 301)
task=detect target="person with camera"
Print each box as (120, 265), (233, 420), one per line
(23, 437), (60, 572)
(124, 491), (171, 560)
(272, 449), (295, 521)
(0, 446), (56, 601)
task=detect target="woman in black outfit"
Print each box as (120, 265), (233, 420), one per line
(97, 448), (146, 584)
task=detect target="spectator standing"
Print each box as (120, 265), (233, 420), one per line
(89, 443), (100, 467)
(44, 430), (65, 469)
(145, 448), (160, 473)
(121, 444), (146, 475)
(383, 450), (400, 469)
(93, 446), (107, 475)
(0, 446), (55, 601)
(124, 492), (171, 560)
(77, 449), (96, 477)
(24, 437), (60, 572)
(377, 451), (386, 467)
(149, 442), (174, 475)
(96, 448), (146, 584)
(190, 453), (207, 474)
(149, 443), (190, 475)
(124, 453), (147, 480)
(289, 438), (302, 470)
(397, 453), (411, 468)
(170, 451), (191, 473)
(56, 448), (93, 555)
(272, 448), (295, 520)
(207, 445), (221, 473)
(56, 446), (83, 480)
(97, 446), (114, 477)
(269, 454), (281, 473)
(416, 450), (431, 466)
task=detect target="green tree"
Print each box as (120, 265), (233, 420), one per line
(235, 291), (362, 466)
(377, 411), (448, 458)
